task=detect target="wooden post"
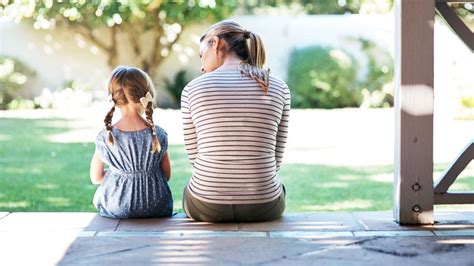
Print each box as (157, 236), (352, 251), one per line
(394, 0), (435, 225)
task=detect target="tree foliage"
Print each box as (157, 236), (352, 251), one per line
(0, 56), (36, 110)
(240, 0), (394, 14)
(0, 0), (406, 79)
(0, 0), (237, 77)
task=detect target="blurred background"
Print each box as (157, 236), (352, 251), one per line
(0, 0), (473, 213)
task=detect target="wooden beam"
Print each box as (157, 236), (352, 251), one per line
(394, 0), (435, 225)
(436, 2), (474, 52)
(434, 192), (474, 204)
(436, 1), (474, 3)
(434, 140), (474, 193)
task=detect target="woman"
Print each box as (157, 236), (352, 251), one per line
(181, 20), (290, 222)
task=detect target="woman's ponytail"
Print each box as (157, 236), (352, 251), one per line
(241, 31), (270, 92)
(201, 21), (270, 92)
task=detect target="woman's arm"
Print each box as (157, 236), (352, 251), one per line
(275, 86), (291, 172)
(161, 151), (171, 181)
(181, 87), (198, 165)
(90, 148), (106, 185)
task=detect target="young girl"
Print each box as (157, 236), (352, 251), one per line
(90, 66), (173, 219)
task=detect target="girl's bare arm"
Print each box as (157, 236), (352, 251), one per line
(161, 151), (171, 181)
(90, 148), (106, 185)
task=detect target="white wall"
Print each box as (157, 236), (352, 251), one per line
(1, 15), (472, 110)
(0, 21), (110, 98)
(0, 20), (206, 105)
(233, 15), (394, 81)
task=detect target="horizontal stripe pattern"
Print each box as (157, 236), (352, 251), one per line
(181, 70), (291, 204)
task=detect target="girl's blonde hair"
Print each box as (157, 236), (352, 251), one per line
(104, 66), (161, 153)
(201, 20), (270, 92)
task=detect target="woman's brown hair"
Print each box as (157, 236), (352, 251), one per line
(104, 66), (160, 153)
(200, 20), (270, 92)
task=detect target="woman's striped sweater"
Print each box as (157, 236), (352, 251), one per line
(181, 70), (290, 204)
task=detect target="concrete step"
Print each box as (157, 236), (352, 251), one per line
(1, 211), (473, 265)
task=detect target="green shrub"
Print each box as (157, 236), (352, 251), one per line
(358, 38), (394, 108)
(0, 56), (36, 110)
(164, 69), (191, 108)
(287, 46), (360, 109)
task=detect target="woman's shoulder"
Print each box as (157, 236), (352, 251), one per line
(185, 71), (241, 89)
(268, 74), (290, 95)
(269, 74), (288, 88)
(184, 72), (212, 90)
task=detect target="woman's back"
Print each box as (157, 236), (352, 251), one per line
(181, 70), (290, 204)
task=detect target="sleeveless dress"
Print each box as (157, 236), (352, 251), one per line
(92, 125), (173, 218)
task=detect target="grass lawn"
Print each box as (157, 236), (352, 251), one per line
(1, 117), (473, 213)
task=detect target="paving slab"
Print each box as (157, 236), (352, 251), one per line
(353, 211), (474, 231)
(269, 236), (474, 266)
(461, 211), (474, 220)
(57, 236), (333, 265)
(239, 212), (363, 231)
(261, 245), (411, 266)
(117, 213), (239, 231)
(57, 237), (229, 265)
(352, 211), (432, 231)
(293, 237), (473, 266)
(353, 230), (434, 237)
(357, 237), (474, 264)
(97, 230), (267, 238)
(0, 212), (119, 231)
(404, 211), (474, 231)
(1, 211), (473, 265)
(55, 235), (474, 266)
(270, 231), (353, 238)
(0, 231), (88, 265)
(433, 230), (474, 237)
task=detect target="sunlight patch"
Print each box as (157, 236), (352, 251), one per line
(0, 134), (11, 141)
(400, 84), (434, 116)
(337, 175), (359, 181)
(437, 238), (474, 245)
(318, 182), (349, 188)
(47, 129), (95, 143)
(0, 201), (29, 208)
(173, 203), (183, 211)
(369, 173), (392, 183)
(36, 183), (59, 190)
(46, 197), (71, 207)
(448, 183), (471, 191)
(301, 199), (373, 211)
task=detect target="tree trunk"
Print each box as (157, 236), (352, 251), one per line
(107, 26), (118, 68)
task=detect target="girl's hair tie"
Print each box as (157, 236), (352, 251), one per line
(140, 91), (153, 108)
(243, 30), (251, 39)
(107, 93), (115, 103)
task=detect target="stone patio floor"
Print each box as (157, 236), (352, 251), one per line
(1, 211), (473, 265)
